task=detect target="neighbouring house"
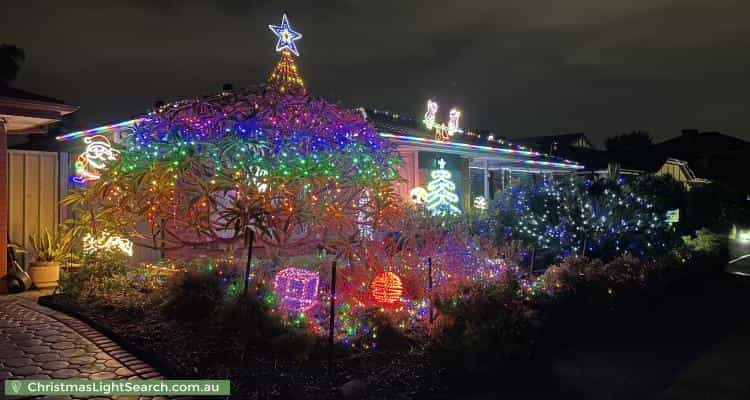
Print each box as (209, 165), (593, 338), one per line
(512, 130), (748, 191)
(512, 133), (612, 174)
(655, 129), (750, 192)
(0, 85), (77, 291)
(512, 132), (594, 154)
(656, 158), (711, 190)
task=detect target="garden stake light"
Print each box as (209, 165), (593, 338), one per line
(428, 257), (433, 324)
(244, 229), (255, 296)
(329, 260), (337, 381)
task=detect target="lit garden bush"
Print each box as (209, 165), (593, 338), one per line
(486, 175), (674, 261)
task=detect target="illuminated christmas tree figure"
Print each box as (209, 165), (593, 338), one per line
(267, 14), (305, 94)
(426, 158), (461, 216)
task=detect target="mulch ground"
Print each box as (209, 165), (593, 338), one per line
(40, 293), (447, 400)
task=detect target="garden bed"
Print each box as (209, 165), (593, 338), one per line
(39, 292), (445, 400)
(38, 249), (728, 399)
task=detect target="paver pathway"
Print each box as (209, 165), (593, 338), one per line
(0, 296), (165, 399)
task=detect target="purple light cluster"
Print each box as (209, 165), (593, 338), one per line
(274, 267), (320, 313)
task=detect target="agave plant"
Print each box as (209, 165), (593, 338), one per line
(28, 224), (79, 263)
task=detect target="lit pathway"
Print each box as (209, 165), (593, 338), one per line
(0, 296), (165, 398)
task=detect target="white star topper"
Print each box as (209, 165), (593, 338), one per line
(269, 14), (303, 56)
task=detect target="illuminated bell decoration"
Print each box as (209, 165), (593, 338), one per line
(474, 196), (488, 210)
(370, 272), (403, 304)
(409, 186), (428, 205)
(274, 267), (320, 312)
(82, 232), (134, 256)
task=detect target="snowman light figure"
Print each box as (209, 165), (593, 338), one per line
(410, 186), (428, 205)
(74, 135), (119, 184)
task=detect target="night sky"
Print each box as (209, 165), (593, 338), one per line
(3, 0), (749, 145)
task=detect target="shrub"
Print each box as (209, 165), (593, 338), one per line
(218, 283), (328, 364)
(431, 278), (537, 372)
(540, 256), (604, 293)
(630, 174), (686, 215)
(161, 271), (225, 324)
(600, 253), (654, 289)
(682, 228), (724, 254)
(344, 306), (414, 350)
(488, 175), (673, 261)
(58, 250), (130, 299)
(679, 228), (729, 276)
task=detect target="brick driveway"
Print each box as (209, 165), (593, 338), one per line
(0, 296), (165, 398)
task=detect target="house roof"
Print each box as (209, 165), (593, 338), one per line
(0, 84), (78, 134)
(656, 129), (750, 156)
(365, 109), (584, 171)
(513, 132), (590, 147)
(0, 85), (67, 105)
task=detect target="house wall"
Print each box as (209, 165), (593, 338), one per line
(394, 148), (472, 209)
(657, 162), (688, 184)
(395, 149), (419, 201)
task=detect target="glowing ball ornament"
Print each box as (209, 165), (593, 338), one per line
(370, 272), (403, 304)
(274, 267), (320, 312)
(409, 187), (428, 205)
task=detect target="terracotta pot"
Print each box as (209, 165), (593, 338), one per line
(29, 261), (61, 289)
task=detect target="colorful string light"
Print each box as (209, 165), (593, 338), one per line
(378, 133), (583, 170)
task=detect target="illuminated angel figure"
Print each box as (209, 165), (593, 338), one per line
(448, 109), (461, 136)
(422, 99), (462, 142)
(423, 99), (438, 130)
(73, 135), (119, 184)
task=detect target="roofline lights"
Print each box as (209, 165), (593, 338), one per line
(56, 118), (144, 142)
(378, 132), (584, 169)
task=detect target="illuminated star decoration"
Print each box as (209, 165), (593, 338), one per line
(268, 14), (303, 56)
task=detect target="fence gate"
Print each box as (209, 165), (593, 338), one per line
(6, 150), (66, 267)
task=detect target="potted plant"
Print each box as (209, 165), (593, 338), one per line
(28, 226), (77, 289)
